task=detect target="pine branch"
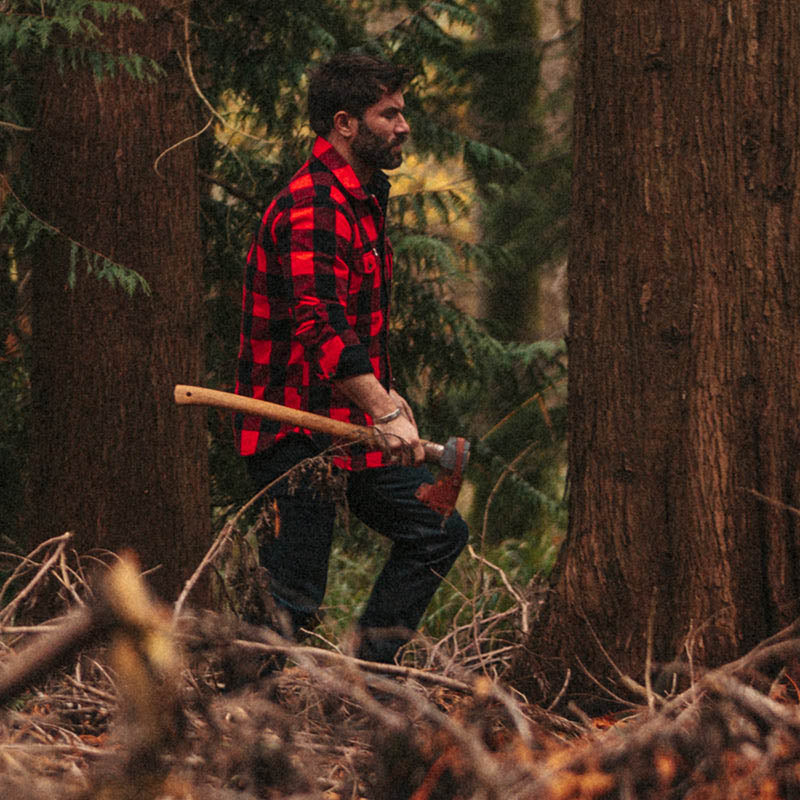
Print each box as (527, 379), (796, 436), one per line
(0, 173), (150, 295)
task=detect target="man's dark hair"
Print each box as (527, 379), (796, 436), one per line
(308, 53), (412, 136)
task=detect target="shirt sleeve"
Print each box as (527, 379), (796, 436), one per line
(270, 196), (373, 381)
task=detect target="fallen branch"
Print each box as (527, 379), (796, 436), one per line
(0, 533), (74, 625)
(227, 636), (472, 693)
(0, 606), (108, 705)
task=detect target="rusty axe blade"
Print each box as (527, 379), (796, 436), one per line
(173, 384), (469, 516)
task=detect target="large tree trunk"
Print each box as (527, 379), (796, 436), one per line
(25, 2), (210, 602)
(511, 1), (800, 707)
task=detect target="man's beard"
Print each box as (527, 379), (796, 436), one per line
(351, 122), (405, 170)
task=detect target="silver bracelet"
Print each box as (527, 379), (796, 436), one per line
(374, 406), (402, 424)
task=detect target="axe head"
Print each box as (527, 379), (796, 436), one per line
(415, 436), (470, 517)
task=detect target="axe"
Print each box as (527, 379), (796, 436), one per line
(173, 384), (469, 517)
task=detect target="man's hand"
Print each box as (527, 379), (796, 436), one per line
(334, 374), (424, 465)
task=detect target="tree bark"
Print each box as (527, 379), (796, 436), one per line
(511, 1), (800, 707)
(25, 2), (210, 602)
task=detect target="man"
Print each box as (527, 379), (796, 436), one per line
(234, 53), (469, 664)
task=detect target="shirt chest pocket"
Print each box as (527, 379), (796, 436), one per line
(351, 213), (382, 275)
(347, 244), (380, 319)
(353, 244), (380, 275)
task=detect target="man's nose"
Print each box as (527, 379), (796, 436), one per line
(396, 114), (410, 136)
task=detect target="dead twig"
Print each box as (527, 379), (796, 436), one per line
(739, 486), (800, 518)
(0, 609), (109, 706)
(0, 533), (74, 625)
(228, 636), (472, 694)
(467, 544), (530, 634)
(644, 589), (657, 714)
(574, 606), (652, 706)
(545, 667), (571, 713)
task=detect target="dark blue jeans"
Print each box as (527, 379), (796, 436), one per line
(246, 434), (469, 663)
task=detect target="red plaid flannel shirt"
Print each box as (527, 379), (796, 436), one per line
(234, 137), (394, 469)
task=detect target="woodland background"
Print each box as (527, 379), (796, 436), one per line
(3, 1), (800, 798)
(1, 0), (575, 653)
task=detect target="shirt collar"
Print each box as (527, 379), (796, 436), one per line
(312, 136), (389, 207)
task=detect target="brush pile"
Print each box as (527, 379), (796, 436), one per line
(3, 536), (800, 799)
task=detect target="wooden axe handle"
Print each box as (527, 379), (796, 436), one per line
(173, 384), (453, 466)
(174, 384), (377, 443)
(174, 384), (452, 464)
(174, 384), (467, 514)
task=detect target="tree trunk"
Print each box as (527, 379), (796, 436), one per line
(25, 2), (210, 602)
(511, 1), (800, 707)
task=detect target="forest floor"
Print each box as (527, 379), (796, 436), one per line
(2, 539), (800, 799)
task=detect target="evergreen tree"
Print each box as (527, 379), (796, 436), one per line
(1, 1), (211, 602)
(513, 0), (800, 709)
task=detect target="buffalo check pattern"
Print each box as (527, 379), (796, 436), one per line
(234, 136), (394, 469)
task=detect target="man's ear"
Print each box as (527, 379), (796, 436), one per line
(332, 110), (357, 139)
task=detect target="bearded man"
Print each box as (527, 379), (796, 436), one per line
(234, 53), (469, 665)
